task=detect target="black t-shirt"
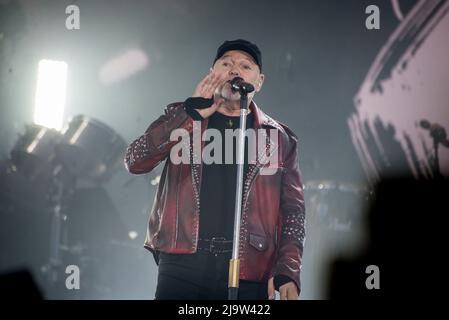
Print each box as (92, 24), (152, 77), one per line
(197, 110), (254, 240)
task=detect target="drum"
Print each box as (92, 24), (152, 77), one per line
(301, 180), (370, 299)
(57, 115), (127, 184)
(10, 124), (63, 182)
(304, 180), (369, 232)
(0, 159), (50, 214)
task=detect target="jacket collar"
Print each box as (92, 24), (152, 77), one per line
(249, 100), (281, 130)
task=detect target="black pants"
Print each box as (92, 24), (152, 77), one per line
(155, 251), (268, 300)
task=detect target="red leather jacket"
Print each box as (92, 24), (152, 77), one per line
(124, 101), (305, 291)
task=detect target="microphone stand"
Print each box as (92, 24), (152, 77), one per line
(228, 89), (249, 300)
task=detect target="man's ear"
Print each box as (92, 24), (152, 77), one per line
(256, 74), (265, 92)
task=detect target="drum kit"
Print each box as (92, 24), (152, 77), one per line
(6, 115), (127, 192)
(0, 115), (127, 297)
(303, 179), (372, 266)
(304, 180), (371, 233)
(300, 179), (372, 299)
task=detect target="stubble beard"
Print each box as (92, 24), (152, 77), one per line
(216, 82), (240, 102)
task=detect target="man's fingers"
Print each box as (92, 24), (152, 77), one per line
(201, 73), (221, 97)
(194, 70), (226, 99)
(201, 73), (216, 90)
(267, 278), (275, 300)
(280, 287), (287, 300)
(279, 283), (299, 300)
(198, 71), (213, 87)
(195, 72), (216, 96)
(206, 73), (224, 95)
(287, 287), (298, 300)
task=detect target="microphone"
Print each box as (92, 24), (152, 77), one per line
(230, 77), (255, 94)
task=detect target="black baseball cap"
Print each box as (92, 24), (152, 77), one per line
(213, 39), (262, 71)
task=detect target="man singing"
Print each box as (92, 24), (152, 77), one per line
(125, 39), (305, 300)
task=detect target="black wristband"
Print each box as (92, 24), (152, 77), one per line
(274, 275), (293, 291)
(184, 105), (204, 120)
(184, 96), (214, 110)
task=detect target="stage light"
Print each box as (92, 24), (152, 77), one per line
(128, 231), (138, 240)
(34, 59), (68, 131)
(99, 49), (149, 85)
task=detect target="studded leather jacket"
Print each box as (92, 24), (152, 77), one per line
(124, 101), (306, 292)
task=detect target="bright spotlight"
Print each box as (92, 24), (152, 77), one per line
(34, 59), (68, 130)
